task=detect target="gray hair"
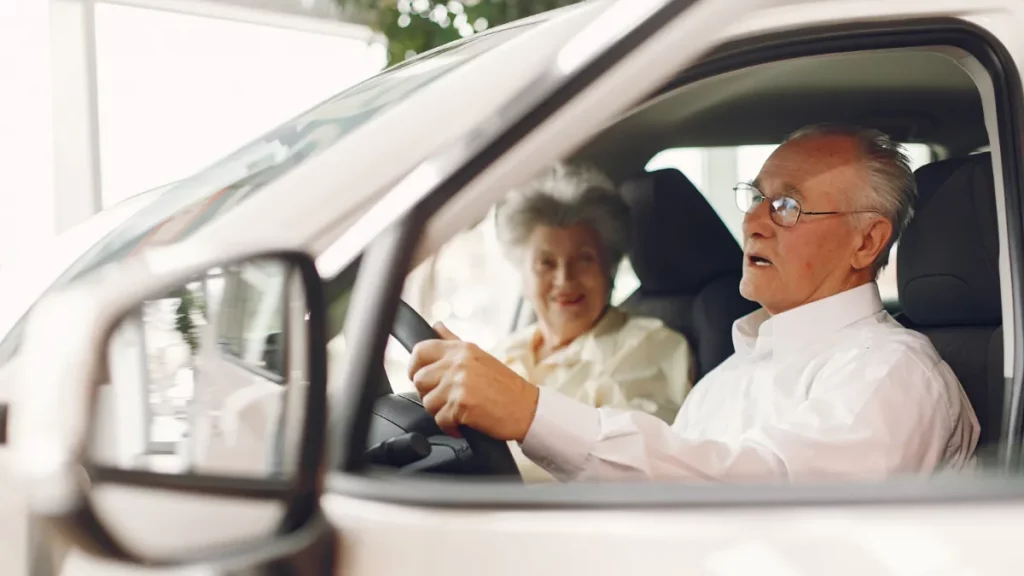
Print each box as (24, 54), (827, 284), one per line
(784, 123), (917, 274)
(495, 163), (632, 278)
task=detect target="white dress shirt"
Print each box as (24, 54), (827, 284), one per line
(520, 282), (980, 483)
(495, 307), (693, 481)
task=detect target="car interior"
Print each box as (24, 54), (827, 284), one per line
(363, 45), (1008, 478)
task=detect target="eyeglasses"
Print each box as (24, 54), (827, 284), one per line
(734, 182), (879, 228)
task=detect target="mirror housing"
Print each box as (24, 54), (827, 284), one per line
(9, 249), (327, 565)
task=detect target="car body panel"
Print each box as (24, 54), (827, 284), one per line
(324, 492), (1024, 576)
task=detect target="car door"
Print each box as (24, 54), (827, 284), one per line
(318, 2), (1024, 576)
(11, 1), (769, 575)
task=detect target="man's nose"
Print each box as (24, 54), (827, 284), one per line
(742, 199), (775, 240)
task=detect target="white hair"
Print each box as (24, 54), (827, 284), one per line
(784, 123), (918, 274)
(494, 163), (631, 278)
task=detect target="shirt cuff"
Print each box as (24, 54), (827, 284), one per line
(520, 387), (600, 479)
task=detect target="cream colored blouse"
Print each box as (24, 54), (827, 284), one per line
(492, 307), (694, 482)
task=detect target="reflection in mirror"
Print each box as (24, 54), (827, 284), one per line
(91, 256), (309, 481)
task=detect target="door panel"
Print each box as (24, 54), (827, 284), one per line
(323, 493), (1024, 575)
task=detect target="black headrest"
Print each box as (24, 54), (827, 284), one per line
(898, 153), (1000, 326)
(621, 169), (743, 293)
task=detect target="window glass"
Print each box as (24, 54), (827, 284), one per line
(610, 258), (641, 305)
(384, 209), (521, 393)
(640, 143), (934, 304)
(403, 211), (521, 349)
(383, 208), (648, 392)
(215, 259), (290, 378)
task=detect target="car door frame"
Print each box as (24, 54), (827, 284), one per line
(324, 0), (778, 472)
(325, 7), (1024, 509)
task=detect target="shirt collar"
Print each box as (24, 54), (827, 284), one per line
(733, 282), (884, 358)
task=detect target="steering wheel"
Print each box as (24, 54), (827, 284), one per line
(370, 299), (521, 479)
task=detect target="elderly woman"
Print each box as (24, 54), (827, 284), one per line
(491, 163), (694, 481)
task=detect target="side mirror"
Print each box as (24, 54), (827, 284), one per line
(10, 251), (329, 568)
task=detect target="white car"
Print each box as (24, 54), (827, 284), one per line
(6, 0), (1024, 573)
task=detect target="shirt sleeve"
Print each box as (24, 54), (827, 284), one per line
(520, 349), (958, 483)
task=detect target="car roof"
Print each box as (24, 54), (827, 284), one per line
(577, 47), (985, 180)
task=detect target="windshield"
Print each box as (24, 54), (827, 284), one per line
(0, 22), (533, 369)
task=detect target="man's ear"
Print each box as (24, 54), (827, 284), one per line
(851, 216), (893, 272)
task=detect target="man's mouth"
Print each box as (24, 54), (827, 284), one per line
(747, 255), (773, 267)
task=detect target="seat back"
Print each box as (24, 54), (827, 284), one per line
(620, 169), (758, 380)
(897, 153), (1003, 446)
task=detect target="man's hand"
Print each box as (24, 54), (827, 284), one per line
(409, 323), (539, 442)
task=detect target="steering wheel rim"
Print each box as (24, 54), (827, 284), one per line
(391, 299), (522, 479)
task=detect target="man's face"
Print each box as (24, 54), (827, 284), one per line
(739, 135), (890, 314)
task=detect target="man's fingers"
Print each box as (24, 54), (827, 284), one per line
(433, 322), (461, 341)
(433, 400), (463, 438)
(413, 362), (451, 402)
(422, 380), (462, 437)
(407, 339), (451, 380)
(420, 378), (448, 414)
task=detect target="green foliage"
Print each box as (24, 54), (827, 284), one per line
(173, 288), (206, 355)
(336, 0), (583, 67)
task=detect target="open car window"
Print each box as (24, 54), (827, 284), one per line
(351, 24), (1020, 488)
(640, 142), (937, 305)
(378, 140), (939, 396)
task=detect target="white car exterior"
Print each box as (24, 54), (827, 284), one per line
(6, 0), (1024, 574)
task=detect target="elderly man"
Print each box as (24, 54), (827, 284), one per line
(410, 124), (980, 483)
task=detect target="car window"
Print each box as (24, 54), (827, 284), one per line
(0, 23), (534, 371)
(376, 140), (937, 387)
(376, 143), (935, 384)
(323, 5), (1017, 497)
(640, 142), (935, 304)
(213, 260), (291, 379)
(381, 209), (521, 393)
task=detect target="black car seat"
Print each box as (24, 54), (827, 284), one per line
(897, 152), (1004, 447)
(619, 168), (759, 380)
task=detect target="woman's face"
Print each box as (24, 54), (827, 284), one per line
(522, 224), (611, 348)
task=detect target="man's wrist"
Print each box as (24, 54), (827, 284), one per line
(513, 382), (540, 443)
